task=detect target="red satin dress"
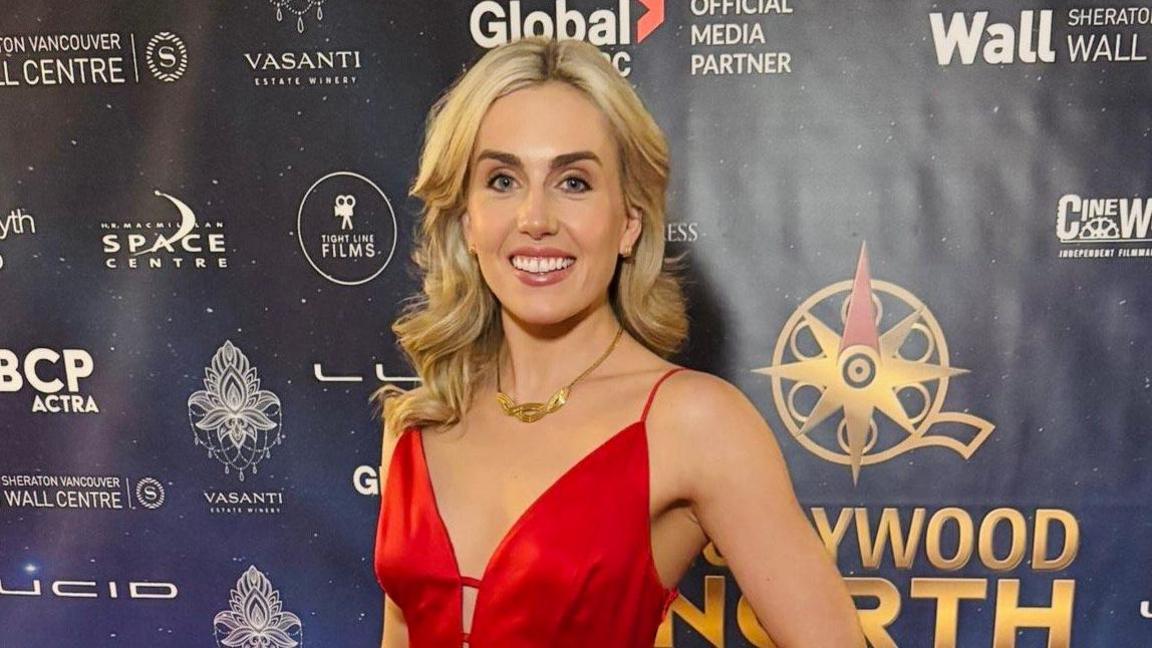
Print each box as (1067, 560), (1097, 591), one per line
(374, 367), (685, 647)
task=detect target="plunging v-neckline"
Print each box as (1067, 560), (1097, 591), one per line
(415, 419), (646, 586)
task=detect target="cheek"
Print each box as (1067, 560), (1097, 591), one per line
(570, 211), (622, 254)
(467, 202), (512, 244)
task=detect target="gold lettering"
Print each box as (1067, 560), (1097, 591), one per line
(992, 579), (1074, 647)
(855, 508), (925, 569)
(910, 578), (987, 647)
(979, 508), (1027, 571)
(1032, 509), (1079, 572)
(655, 574), (725, 646)
(811, 507), (853, 557)
(925, 507), (975, 571)
(847, 577), (900, 648)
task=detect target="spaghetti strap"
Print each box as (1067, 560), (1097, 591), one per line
(641, 367), (687, 423)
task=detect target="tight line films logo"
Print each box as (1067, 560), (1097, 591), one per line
(296, 171), (397, 285)
(755, 244), (994, 483)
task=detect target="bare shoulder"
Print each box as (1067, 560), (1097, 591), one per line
(649, 368), (789, 483)
(654, 366), (760, 415)
(653, 369), (772, 440)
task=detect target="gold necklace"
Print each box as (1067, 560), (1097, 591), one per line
(496, 325), (624, 423)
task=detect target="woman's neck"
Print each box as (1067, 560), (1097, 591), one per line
(497, 298), (623, 402)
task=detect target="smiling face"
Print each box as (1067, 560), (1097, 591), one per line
(462, 81), (642, 327)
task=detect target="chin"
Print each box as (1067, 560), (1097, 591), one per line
(498, 295), (589, 327)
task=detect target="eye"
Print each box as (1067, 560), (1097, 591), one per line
(561, 176), (591, 193)
(486, 173), (516, 192)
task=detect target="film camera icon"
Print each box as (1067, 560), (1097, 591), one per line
(334, 194), (356, 230)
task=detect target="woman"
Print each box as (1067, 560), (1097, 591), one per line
(374, 36), (863, 647)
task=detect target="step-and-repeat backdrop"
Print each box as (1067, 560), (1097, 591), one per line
(3, 1), (1151, 646)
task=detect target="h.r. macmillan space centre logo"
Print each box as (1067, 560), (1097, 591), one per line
(755, 244), (994, 483)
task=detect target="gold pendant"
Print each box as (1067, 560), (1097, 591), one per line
(496, 386), (570, 423)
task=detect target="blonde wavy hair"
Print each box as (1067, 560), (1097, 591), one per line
(374, 36), (688, 438)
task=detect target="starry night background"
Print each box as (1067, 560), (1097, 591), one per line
(1, 0), (1151, 646)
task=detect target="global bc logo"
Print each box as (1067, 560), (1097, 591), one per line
(470, 0), (666, 76)
(0, 348), (98, 414)
(929, 8), (1150, 65)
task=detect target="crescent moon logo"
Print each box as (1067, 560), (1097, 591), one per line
(134, 190), (198, 257)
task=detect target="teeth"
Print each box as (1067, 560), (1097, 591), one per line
(511, 255), (574, 273)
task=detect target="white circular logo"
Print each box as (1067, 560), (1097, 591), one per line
(145, 32), (188, 83)
(297, 171), (398, 286)
(135, 477), (166, 509)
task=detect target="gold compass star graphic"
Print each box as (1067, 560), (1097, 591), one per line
(754, 244), (993, 483)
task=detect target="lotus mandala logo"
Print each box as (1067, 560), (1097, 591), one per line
(188, 341), (284, 481)
(214, 565), (303, 647)
(755, 244), (994, 483)
(270, 0), (326, 33)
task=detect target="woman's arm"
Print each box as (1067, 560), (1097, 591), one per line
(672, 372), (865, 647)
(381, 594), (408, 648)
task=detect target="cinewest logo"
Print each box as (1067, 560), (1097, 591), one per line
(471, 0), (665, 48)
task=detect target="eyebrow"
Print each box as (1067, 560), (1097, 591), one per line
(475, 149), (602, 170)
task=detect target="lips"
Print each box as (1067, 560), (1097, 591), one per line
(506, 246), (576, 286)
(510, 255), (574, 273)
(507, 245), (574, 259)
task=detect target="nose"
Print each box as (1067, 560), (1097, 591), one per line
(516, 187), (557, 239)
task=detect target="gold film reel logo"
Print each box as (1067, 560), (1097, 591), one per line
(754, 244), (994, 483)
